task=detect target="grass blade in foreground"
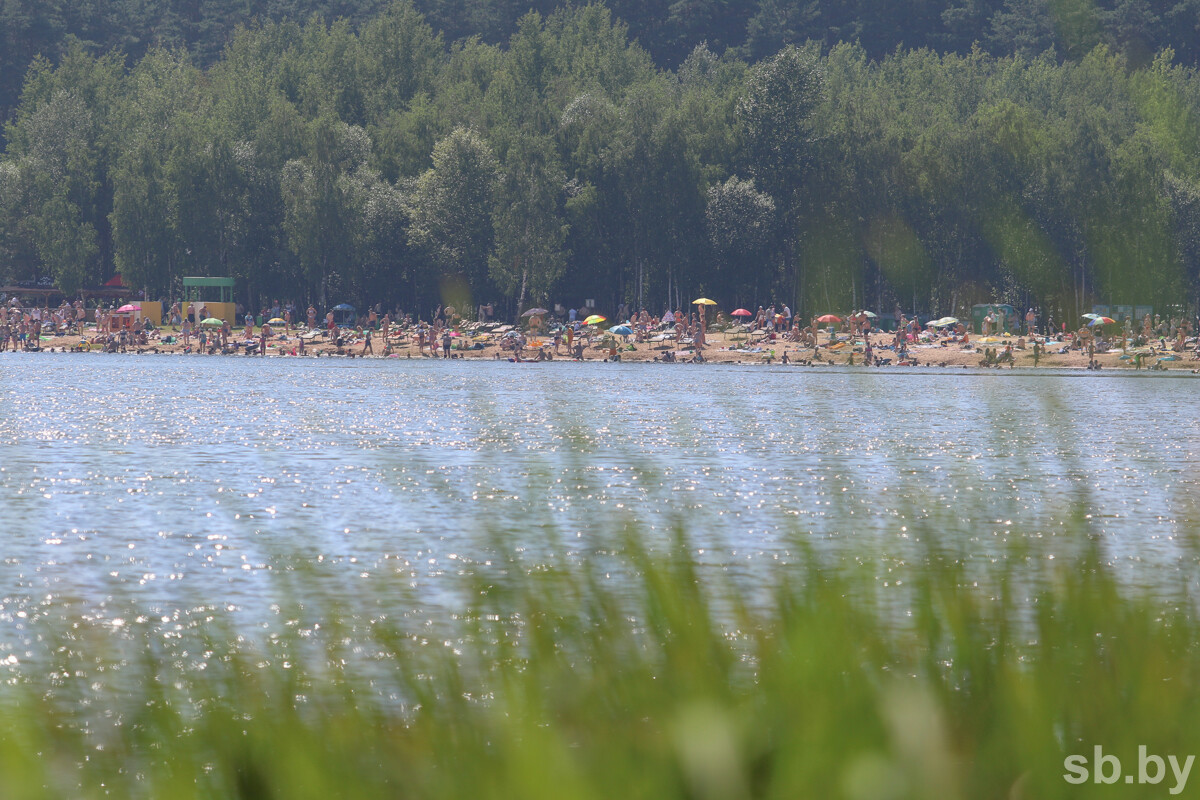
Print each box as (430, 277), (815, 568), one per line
(0, 533), (1196, 799)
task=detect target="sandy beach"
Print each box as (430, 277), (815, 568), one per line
(15, 325), (1200, 371)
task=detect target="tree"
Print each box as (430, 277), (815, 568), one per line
(735, 43), (825, 308)
(356, 0), (443, 124)
(705, 175), (776, 304)
(489, 132), (568, 311)
(742, 0), (821, 62)
(281, 116), (374, 304)
(408, 127), (498, 298)
(31, 190), (97, 294)
(988, 0), (1056, 59)
(9, 88), (104, 289)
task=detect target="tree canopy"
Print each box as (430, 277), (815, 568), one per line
(2, 1), (1200, 321)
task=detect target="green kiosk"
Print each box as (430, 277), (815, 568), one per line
(182, 277), (236, 324)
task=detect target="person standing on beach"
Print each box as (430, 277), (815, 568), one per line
(362, 326), (373, 356)
(307, 305), (317, 329)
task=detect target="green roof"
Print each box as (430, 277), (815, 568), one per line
(182, 277), (235, 287)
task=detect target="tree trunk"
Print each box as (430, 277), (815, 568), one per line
(518, 259), (528, 314)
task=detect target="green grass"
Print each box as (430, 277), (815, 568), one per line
(2, 531), (1199, 799)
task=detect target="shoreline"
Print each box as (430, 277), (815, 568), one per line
(10, 328), (1200, 372)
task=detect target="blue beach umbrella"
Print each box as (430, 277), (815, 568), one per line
(331, 303), (356, 326)
(609, 324), (633, 336)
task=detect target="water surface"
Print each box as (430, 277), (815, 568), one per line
(1, 354), (1197, 665)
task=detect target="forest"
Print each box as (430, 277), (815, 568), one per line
(2, 0), (1200, 320)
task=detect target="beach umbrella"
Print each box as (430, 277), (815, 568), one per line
(332, 303), (355, 312)
(268, 317), (286, 325)
(1082, 313), (1102, 320)
(1089, 316), (1116, 326)
(522, 307), (549, 317)
(692, 298), (717, 306)
(609, 324), (633, 336)
(817, 314), (842, 323)
(583, 314), (607, 325)
(200, 317), (223, 326)
(861, 310), (878, 318)
(117, 304), (141, 313)
(731, 308), (752, 317)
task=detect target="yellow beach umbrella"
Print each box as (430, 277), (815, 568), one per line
(692, 298), (717, 306)
(583, 314), (607, 325)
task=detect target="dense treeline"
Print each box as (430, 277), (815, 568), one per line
(7, 0), (1200, 125)
(2, 1), (1200, 320)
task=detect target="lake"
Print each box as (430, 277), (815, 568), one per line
(1, 354), (1198, 665)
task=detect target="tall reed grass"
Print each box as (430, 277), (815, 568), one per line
(2, 528), (1197, 799)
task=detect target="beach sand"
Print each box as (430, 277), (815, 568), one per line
(18, 327), (1200, 372)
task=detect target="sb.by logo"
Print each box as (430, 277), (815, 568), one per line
(1064, 746), (1194, 795)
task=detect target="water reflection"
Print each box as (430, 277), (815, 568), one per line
(0, 354), (1197, 661)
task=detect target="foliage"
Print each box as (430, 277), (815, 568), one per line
(2, 3), (1200, 319)
(4, 527), (1200, 799)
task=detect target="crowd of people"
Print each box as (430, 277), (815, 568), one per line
(0, 298), (87, 351)
(2, 292), (1198, 369)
